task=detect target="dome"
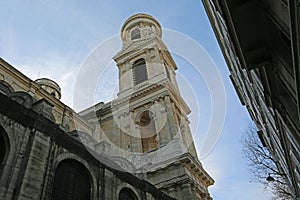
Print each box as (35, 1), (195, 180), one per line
(121, 13), (162, 43)
(35, 78), (61, 99)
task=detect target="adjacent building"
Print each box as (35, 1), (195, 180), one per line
(0, 13), (213, 200)
(202, 0), (300, 198)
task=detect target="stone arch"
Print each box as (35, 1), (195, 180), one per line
(0, 81), (13, 95)
(136, 110), (158, 153)
(51, 158), (92, 200)
(51, 153), (97, 200)
(0, 120), (19, 186)
(110, 156), (136, 173)
(118, 186), (139, 200)
(0, 125), (10, 177)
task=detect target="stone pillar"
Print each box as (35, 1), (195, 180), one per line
(164, 96), (177, 139)
(181, 183), (197, 200)
(152, 100), (161, 147)
(180, 117), (188, 147)
(157, 98), (172, 146)
(182, 117), (198, 158)
(200, 192), (208, 200)
(119, 114), (126, 154)
(167, 187), (177, 198)
(129, 111), (138, 152)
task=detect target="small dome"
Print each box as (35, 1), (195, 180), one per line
(121, 13), (162, 43)
(35, 78), (61, 99)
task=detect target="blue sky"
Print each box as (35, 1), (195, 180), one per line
(0, 0), (273, 199)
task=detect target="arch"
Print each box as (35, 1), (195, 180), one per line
(132, 58), (148, 86)
(137, 110), (158, 153)
(0, 125), (10, 176)
(51, 159), (91, 200)
(118, 187), (138, 200)
(0, 81), (13, 95)
(131, 27), (141, 40)
(110, 156), (136, 173)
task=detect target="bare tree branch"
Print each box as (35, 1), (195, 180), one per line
(241, 123), (293, 200)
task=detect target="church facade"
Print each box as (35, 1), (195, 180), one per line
(0, 14), (213, 200)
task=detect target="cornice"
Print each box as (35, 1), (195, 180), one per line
(113, 36), (158, 62)
(179, 153), (214, 187)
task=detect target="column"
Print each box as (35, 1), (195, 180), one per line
(167, 187), (177, 198)
(152, 100), (162, 147)
(129, 111), (138, 152)
(164, 96), (178, 140)
(183, 117), (198, 158)
(181, 183), (197, 200)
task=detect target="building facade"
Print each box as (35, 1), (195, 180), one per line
(0, 13), (213, 200)
(0, 58), (174, 200)
(202, 0), (300, 198)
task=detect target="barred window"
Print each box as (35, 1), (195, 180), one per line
(132, 58), (148, 86)
(131, 28), (141, 40)
(51, 159), (91, 200)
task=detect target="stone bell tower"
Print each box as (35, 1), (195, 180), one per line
(111, 13), (214, 199)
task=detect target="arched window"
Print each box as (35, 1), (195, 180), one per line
(0, 82), (12, 95)
(51, 159), (91, 200)
(0, 126), (9, 176)
(131, 28), (141, 40)
(138, 110), (158, 153)
(132, 58), (148, 86)
(118, 187), (138, 200)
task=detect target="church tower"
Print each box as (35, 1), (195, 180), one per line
(110, 13), (214, 199)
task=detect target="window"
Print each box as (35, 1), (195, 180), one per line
(118, 187), (138, 200)
(138, 110), (158, 153)
(51, 159), (91, 200)
(132, 58), (148, 86)
(0, 82), (12, 95)
(131, 28), (141, 40)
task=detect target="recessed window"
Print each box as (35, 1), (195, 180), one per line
(132, 58), (148, 86)
(138, 110), (158, 153)
(51, 159), (91, 200)
(131, 28), (141, 40)
(118, 187), (138, 200)
(0, 82), (12, 95)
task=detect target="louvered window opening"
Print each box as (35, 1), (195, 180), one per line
(131, 28), (141, 40)
(133, 58), (148, 86)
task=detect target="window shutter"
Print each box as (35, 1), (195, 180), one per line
(133, 58), (148, 86)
